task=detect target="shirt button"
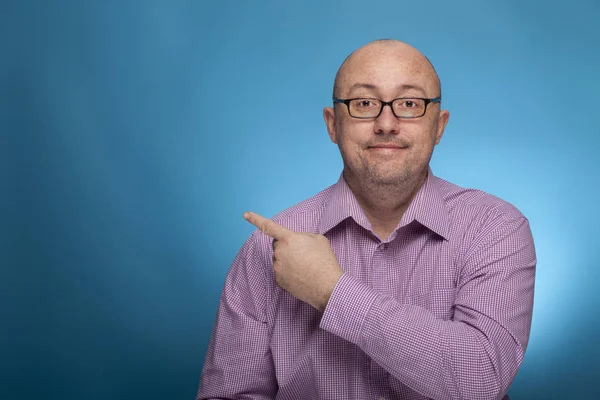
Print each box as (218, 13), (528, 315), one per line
(379, 243), (387, 250)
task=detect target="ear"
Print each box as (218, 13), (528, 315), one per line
(323, 106), (338, 144)
(434, 109), (450, 145)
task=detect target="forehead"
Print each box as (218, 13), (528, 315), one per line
(338, 46), (438, 96)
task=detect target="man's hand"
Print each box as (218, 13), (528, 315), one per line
(244, 211), (344, 312)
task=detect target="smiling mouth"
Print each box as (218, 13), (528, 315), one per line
(368, 145), (407, 150)
(366, 140), (409, 149)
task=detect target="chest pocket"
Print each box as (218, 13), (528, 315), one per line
(404, 288), (457, 321)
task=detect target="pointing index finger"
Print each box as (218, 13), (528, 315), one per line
(244, 212), (292, 240)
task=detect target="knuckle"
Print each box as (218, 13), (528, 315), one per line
(317, 234), (330, 244)
(261, 223), (271, 236)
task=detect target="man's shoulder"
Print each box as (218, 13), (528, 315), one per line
(434, 175), (527, 222)
(269, 183), (338, 233)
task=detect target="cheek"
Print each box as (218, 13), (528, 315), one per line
(413, 123), (440, 148)
(431, 122), (442, 144)
(338, 137), (361, 160)
(405, 132), (437, 160)
(417, 136), (437, 153)
(336, 124), (365, 149)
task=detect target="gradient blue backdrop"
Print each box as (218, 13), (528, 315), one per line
(3, 1), (599, 399)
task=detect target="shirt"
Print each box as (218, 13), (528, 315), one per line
(198, 170), (536, 400)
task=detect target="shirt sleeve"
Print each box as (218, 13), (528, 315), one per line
(197, 232), (277, 400)
(320, 214), (536, 400)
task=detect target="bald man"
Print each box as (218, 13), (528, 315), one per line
(197, 40), (535, 400)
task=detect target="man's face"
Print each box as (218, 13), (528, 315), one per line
(324, 44), (449, 187)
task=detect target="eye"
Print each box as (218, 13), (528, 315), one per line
(395, 99), (424, 110)
(357, 99), (377, 108)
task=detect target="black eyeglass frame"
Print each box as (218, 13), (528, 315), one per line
(332, 97), (442, 119)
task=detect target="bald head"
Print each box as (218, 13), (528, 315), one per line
(333, 40), (441, 100)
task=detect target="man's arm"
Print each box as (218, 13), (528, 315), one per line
(320, 215), (536, 399)
(197, 233), (277, 400)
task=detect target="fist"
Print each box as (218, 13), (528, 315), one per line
(244, 212), (344, 311)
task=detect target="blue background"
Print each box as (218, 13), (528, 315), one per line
(3, 1), (599, 399)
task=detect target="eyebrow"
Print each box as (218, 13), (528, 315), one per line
(347, 83), (427, 95)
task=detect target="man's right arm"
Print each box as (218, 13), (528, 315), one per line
(197, 232), (277, 400)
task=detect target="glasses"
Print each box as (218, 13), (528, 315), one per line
(332, 97), (441, 119)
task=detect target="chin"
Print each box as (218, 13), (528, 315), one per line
(369, 160), (430, 184)
(365, 170), (412, 186)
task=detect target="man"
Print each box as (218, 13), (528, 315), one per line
(197, 40), (536, 400)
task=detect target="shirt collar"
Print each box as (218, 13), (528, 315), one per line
(318, 168), (450, 240)
(399, 168), (450, 240)
(318, 174), (372, 235)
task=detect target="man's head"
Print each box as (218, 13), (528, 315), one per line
(324, 40), (449, 189)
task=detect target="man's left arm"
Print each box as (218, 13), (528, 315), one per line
(321, 215), (536, 399)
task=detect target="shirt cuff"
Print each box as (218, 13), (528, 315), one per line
(319, 273), (379, 345)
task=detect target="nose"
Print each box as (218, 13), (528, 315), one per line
(373, 103), (400, 135)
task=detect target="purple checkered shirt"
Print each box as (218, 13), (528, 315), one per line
(198, 170), (536, 400)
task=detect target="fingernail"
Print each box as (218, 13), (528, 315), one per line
(243, 212), (251, 220)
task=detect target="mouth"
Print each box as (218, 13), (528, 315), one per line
(366, 140), (409, 149)
(367, 144), (408, 151)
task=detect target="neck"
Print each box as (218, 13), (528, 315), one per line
(344, 169), (427, 240)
